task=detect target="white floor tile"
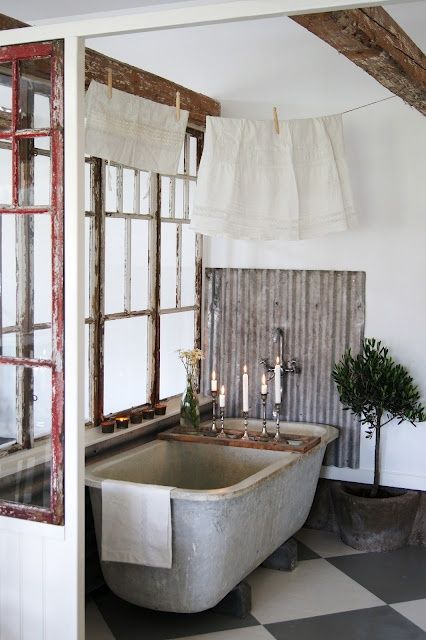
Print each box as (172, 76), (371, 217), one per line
(247, 559), (384, 624)
(171, 627), (275, 640)
(391, 599), (426, 632)
(85, 600), (116, 640)
(295, 528), (365, 557)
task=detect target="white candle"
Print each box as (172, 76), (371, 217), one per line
(274, 356), (281, 405)
(242, 365), (249, 412)
(219, 385), (226, 408)
(211, 370), (217, 392)
(261, 373), (268, 395)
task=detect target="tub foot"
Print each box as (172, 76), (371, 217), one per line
(212, 580), (252, 619)
(261, 537), (298, 572)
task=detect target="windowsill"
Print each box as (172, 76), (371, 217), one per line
(85, 395), (212, 459)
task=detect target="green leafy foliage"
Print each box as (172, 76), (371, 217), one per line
(333, 338), (426, 431)
(333, 338), (425, 496)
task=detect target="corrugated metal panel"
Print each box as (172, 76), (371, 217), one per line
(202, 268), (365, 468)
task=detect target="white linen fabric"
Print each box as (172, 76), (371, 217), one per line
(190, 115), (357, 240)
(85, 80), (189, 175)
(101, 479), (173, 568)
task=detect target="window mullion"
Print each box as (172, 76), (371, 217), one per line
(176, 223), (182, 309)
(148, 173), (160, 405)
(16, 82), (35, 449)
(90, 158), (105, 424)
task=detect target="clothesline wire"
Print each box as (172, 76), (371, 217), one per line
(342, 95), (397, 114)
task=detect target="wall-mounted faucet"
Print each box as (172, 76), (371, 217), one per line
(260, 328), (300, 379)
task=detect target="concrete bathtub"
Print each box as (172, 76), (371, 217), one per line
(86, 420), (338, 613)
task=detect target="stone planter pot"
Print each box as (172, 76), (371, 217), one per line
(331, 482), (419, 552)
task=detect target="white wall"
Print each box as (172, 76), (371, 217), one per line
(204, 98), (426, 490)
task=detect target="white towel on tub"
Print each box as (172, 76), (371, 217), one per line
(101, 479), (173, 568)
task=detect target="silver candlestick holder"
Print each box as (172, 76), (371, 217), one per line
(274, 402), (281, 442)
(211, 390), (218, 433)
(241, 411), (250, 440)
(217, 406), (227, 438)
(260, 392), (269, 440)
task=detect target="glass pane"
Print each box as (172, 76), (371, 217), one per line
(19, 59), (51, 129)
(105, 164), (117, 212)
(105, 218), (125, 314)
(177, 143), (185, 174)
(122, 168), (135, 213)
(181, 225), (196, 307)
(33, 367), (52, 439)
(0, 63), (13, 132)
(160, 311), (195, 399)
(104, 316), (148, 415)
(0, 147), (12, 206)
(188, 180), (196, 220)
(0, 215), (51, 359)
(131, 219), (149, 311)
(160, 223), (177, 309)
(34, 214), (52, 325)
(0, 364), (16, 446)
(85, 216), (91, 318)
(189, 136), (198, 177)
(34, 328), (51, 361)
(85, 161), (92, 212)
(34, 142), (51, 206)
(139, 171), (150, 214)
(175, 178), (185, 219)
(85, 324), (90, 422)
(18, 138), (51, 207)
(160, 177), (171, 218)
(33, 93), (50, 130)
(0, 364), (52, 509)
(0, 216), (16, 331)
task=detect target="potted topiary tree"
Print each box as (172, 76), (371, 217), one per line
(331, 338), (425, 551)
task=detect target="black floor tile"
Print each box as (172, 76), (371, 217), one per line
(328, 547), (426, 604)
(93, 586), (259, 640)
(266, 606), (426, 640)
(296, 540), (321, 561)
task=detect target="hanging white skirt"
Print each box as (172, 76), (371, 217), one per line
(190, 114), (357, 241)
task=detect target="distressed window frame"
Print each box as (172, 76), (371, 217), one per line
(85, 128), (203, 426)
(0, 41), (65, 525)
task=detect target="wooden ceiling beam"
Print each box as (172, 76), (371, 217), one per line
(291, 7), (426, 116)
(0, 13), (220, 127)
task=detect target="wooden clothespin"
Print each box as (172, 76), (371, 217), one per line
(273, 106), (280, 134)
(107, 68), (113, 99)
(176, 91), (181, 121)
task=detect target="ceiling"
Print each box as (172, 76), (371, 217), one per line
(1, 1), (425, 119)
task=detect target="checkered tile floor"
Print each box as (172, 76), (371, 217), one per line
(86, 528), (426, 640)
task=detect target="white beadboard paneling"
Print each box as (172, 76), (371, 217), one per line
(0, 532), (21, 640)
(21, 536), (45, 640)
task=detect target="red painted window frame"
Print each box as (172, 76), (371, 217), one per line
(0, 41), (65, 525)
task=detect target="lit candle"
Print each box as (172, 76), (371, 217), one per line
(219, 385), (226, 408)
(211, 370), (217, 392)
(274, 356), (281, 405)
(261, 373), (268, 395)
(242, 365), (249, 413)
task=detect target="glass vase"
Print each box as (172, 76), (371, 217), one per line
(180, 377), (200, 433)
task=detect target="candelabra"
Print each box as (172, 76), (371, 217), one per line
(217, 406), (227, 438)
(274, 403), (281, 442)
(211, 389), (218, 433)
(260, 391), (269, 440)
(241, 411), (250, 440)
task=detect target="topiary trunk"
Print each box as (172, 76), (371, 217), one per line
(371, 410), (382, 498)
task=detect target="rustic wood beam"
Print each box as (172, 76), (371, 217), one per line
(291, 7), (426, 116)
(0, 13), (220, 127)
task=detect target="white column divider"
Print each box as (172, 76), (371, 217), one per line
(63, 35), (85, 640)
